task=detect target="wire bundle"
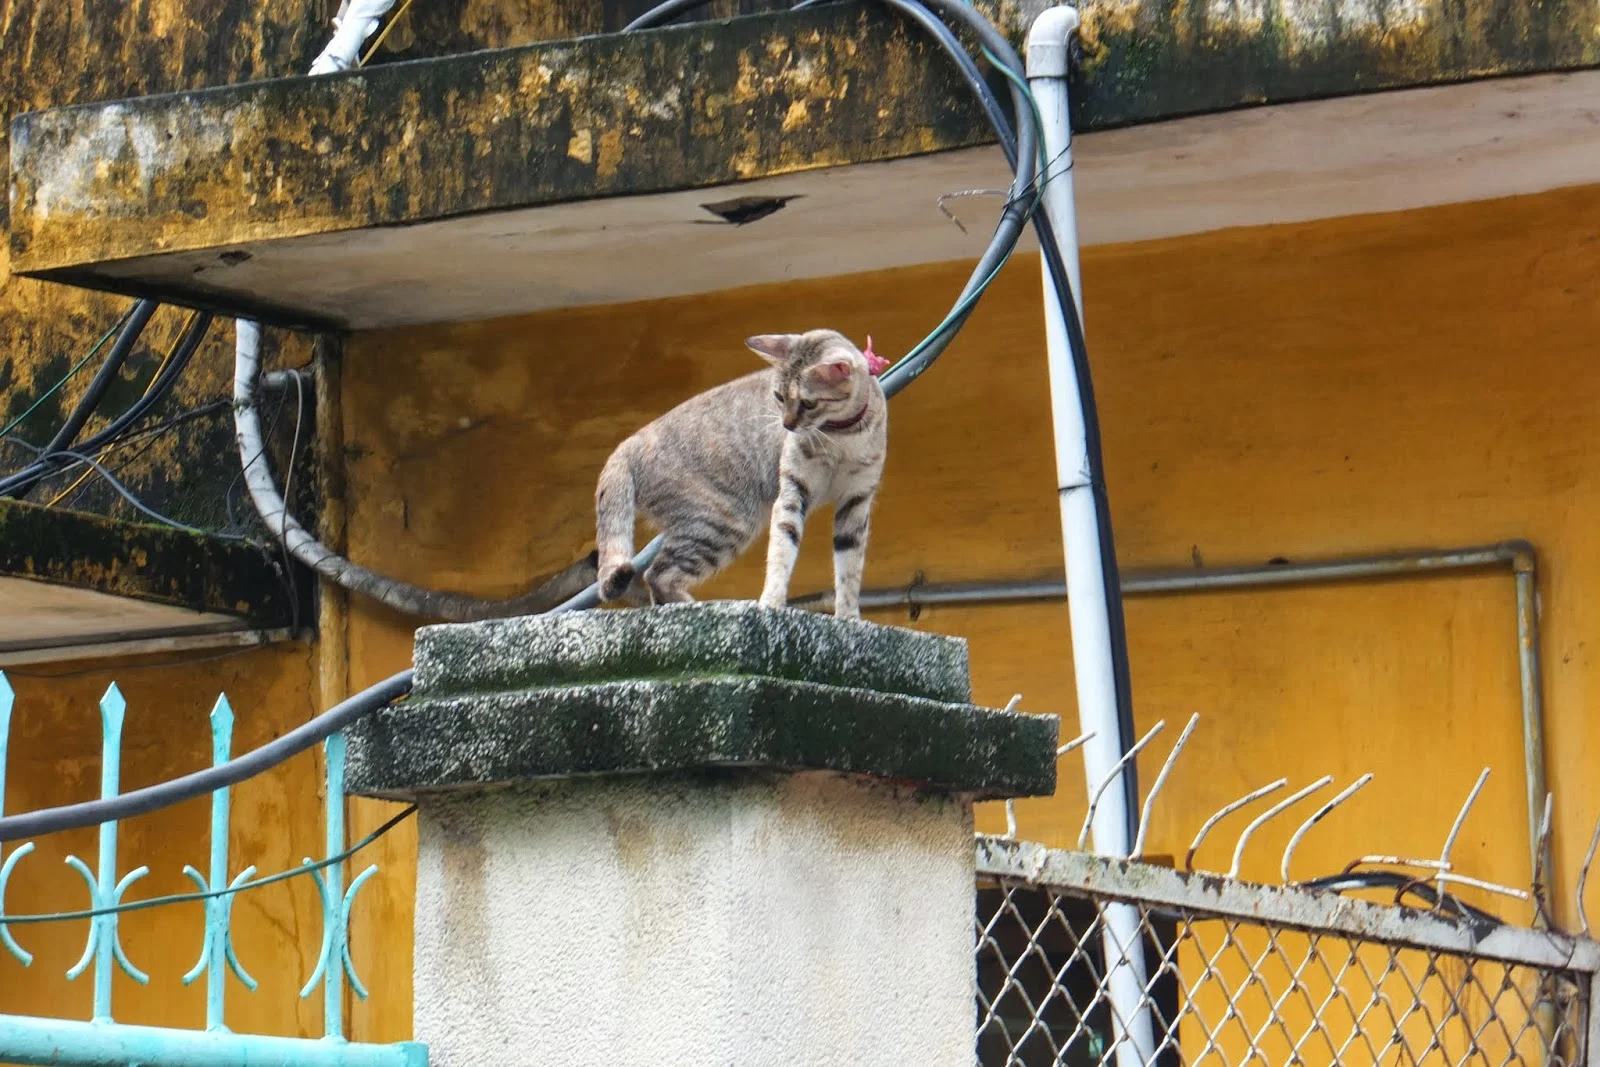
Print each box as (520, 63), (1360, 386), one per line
(0, 304), (219, 518)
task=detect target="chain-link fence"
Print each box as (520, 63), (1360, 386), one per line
(976, 838), (1594, 1067)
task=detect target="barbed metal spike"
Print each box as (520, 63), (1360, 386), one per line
(1532, 792), (1555, 927)
(1057, 731), (1095, 759)
(1437, 768), (1491, 903)
(1281, 773), (1373, 884)
(1579, 815), (1600, 937)
(1431, 871), (1530, 902)
(1077, 720), (1165, 852)
(1229, 777), (1333, 879)
(1132, 714), (1200, 860)
(1186, 779), (1289, 873)
(1346, 856), (1450, 875)
(936, 188), (1007, 234)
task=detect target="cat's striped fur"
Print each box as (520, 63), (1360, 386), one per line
(595, 329), (887, 617)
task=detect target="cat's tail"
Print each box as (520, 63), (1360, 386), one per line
(595, 444), (638, 602)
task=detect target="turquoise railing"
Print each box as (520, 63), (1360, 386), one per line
(0, 670), (426, 1067)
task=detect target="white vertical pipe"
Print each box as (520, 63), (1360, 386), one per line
(1027, 10), (1157, 1065)
(307, 0), (398, 74)
(1025, 4), (1128, 865)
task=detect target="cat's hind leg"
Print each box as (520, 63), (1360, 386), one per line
(643, 520), (746, 604)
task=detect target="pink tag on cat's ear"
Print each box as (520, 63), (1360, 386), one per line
(863, 335), (890, 376)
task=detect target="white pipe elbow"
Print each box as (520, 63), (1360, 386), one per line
(1025, 6), (1081, 79)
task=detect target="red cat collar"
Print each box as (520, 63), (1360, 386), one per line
(823, 404), (871, 432)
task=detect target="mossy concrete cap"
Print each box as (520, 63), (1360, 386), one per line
(345, 602), (1058, 801)
(413, 600), (972, 702)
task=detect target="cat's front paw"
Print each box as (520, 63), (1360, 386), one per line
(758, 590), (788, 611)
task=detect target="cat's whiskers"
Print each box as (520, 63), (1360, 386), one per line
(806, 425), (840, 455)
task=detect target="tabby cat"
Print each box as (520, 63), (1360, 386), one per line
(594, 329), (888, 617)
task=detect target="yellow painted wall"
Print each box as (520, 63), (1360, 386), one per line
(333, 182), (1600, 1043)
(0, 645), (328, 1039)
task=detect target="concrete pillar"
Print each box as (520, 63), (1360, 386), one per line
(346, 602), (1057, 1067)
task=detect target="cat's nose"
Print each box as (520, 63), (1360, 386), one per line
(782, 415), (799, 431)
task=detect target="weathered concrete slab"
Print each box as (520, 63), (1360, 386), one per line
(413, 601), (972, 703)
(346, 603), (1057, 801)
(0, 498), (304, 653)
(9, 4), (988, 303)
(10, 0), (1600, 327)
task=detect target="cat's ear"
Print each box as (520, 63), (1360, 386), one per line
(746, 334), (798, 365)
(806, 359), (853, 386)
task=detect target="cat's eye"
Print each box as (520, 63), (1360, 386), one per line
(773, 391), (784, 404)
(800, 399), (819, 411)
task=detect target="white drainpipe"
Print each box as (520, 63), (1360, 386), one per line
(1027, 9), (1158, 1065)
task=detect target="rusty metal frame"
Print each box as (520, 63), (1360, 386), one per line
(810, 541), (1550, 906)
(976, 835), (1597, 973)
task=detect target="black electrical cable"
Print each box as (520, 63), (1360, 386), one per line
(0, 313), (201, 496)
(3, 299), (158, 500)
(46, 399), (234, 513)
(1299, 870), (1505, 927)
(787, 0), (1141, 829)
(0, 312), (214, 498)
(3, 438), (250, 539)
(0, 670), (415, 842)
(620, 0), (713, 30)
(54, 313), (214, 463)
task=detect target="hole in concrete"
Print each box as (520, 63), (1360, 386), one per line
(218, 250), (253, 266)
(697, 195), (800, 226)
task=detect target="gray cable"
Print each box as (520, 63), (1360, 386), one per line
(53, 450), (252, 541)
(232, 323), (595, 621)
(0, 441), (245, 540)
(0, 670), (414, 842)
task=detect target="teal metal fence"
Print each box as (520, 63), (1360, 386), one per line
(0, 670), (426, 1067)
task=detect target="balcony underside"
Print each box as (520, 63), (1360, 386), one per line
(13, 67), (1600, 330)
(0, 501), (303, 665)
(9, 0), (1600, 328)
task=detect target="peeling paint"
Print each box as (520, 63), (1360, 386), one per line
(596, 128), (625, 179)
(566, 127), (594, 163)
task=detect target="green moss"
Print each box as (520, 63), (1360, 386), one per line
(415, 603), (973, 704)
(347, 674), (1058, 802)
(0, 497), (304, 625)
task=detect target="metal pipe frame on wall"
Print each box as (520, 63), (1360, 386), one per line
(794, 540), (1552, 901)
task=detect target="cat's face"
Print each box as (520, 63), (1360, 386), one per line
(745, 329), (868, 432)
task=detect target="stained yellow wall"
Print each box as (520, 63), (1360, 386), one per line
(329, 182), (1599, 1042)
(0, 646), (327, 1039)
(0, 2), (1590, 1048)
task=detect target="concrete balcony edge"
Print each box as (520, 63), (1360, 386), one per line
(9, 0), (1598, 327)
(0, 499), (308, 658)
